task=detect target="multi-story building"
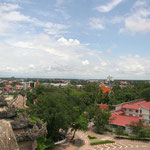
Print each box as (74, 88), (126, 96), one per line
(108, 99), (150, 133)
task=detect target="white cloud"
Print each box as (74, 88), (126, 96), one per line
(0, 3), (20, 11)
(57, 37), (80, 46)
(14, 41), (33, 48)
(115, 55), (147, 78)
(2, 11), (31, 22)
(0, 3), (68, 36)
(82, 60), (89, 66)
(29, 64), (35, 69)
(96, 0), (125, 13)
(0, 34), (150, 79)
(133, 0), (147, 9)
(89, 18), (104, 30)
(122, 8), (150, 34)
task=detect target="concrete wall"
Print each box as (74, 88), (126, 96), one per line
(125, 126), (132, 134)
(0, 120), (19, 150)
(18, 140), (37, 150)
(123, 109), (139, 117)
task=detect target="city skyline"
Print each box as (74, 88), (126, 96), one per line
(0, 0), (150, 79)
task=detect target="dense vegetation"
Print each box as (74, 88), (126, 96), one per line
(25, 81), (150, 149)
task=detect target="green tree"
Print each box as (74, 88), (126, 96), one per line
(129, 120), (145, 136)
(115, 127), (124, 136)
(93, 108), (111, 134)
(141, 88), (150, 101)
(71, 113), (88, 140)
(137, 126), (150, 138)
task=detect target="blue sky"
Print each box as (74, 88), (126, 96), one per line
(0, 0), (150, 79)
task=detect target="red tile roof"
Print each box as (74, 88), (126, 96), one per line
(115, 110), (124, 115)
(122, 104), (140, 110)
(110, 114), (142, 127)
(130, 100), (147, 105)
(96, 104), (108, 110)
(141, 102), (150, 109)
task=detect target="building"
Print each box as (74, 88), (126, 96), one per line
(100, 81), (111, 94)
(50, 82), (69, 87)
(108, 99), (150, 133)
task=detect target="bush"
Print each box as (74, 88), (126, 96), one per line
(115, 127), (124, 136)
(90, 140), (115, 145)
(88, 135), (97, 139)
(37, 137), (46, 150)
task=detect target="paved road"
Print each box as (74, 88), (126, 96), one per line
(56, 130), (150, 150)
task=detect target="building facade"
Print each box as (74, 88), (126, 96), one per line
(109, 99), (150, 133)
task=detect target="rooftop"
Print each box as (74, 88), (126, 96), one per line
(122, 104), (140, 110)
(130, 100), (147, 105)
(110, 114), (142, 127)
(141, 102), (150, 109)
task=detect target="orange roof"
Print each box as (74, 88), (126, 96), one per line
(103, 87), (111, 94)
(130, 100), (147, 105)
(100, 82), (111, 94)
(141, 102), (150, 109)
(115, 110), (124, 115)
(110, 114), (142, 127)
(122, 104), (140, 110)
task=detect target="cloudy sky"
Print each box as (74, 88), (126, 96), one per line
(0, 0), (150, 79)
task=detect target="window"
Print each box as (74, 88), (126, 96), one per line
(129, 114), (133, 116)
(129, 109), (133, 112)
(124, 108), (126, 111)
(136, 110), (138, 113)
(140, 110), (142, 113)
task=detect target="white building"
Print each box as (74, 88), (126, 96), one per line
(109, 99), (150, 134)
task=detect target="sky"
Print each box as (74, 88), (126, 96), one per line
(0, 0), (150, 80)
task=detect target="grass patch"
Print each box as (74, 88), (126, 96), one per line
(90, 140), (115, 146)
(88, 135), (97, 139)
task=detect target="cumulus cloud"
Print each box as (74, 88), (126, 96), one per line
(82, 60), (89, 66)
(0, 33), (149, 79)
(120, 1), (150, 34)
(122, 9), (150, 34)
(96, 0), (125, 13)
(57, 37), (80, 46)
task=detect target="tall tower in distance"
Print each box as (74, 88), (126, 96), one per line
(107, 75), (113, 87)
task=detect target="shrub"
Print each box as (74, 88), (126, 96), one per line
(88, 135), (97, 139)
(90, 140), (115, 145)
(115, 127), (124, 136)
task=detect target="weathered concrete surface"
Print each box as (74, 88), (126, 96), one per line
(0, 120), (19, 150)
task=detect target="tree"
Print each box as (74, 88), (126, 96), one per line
(30, 91), (72, 139)
(115, 127), (124, 136)
(129, 120), (145, 136)
(141, 88), (150, 101)
(71, 113), (88, 140)
(93, 108), (111, 134)
(137, 126), (150, 138)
